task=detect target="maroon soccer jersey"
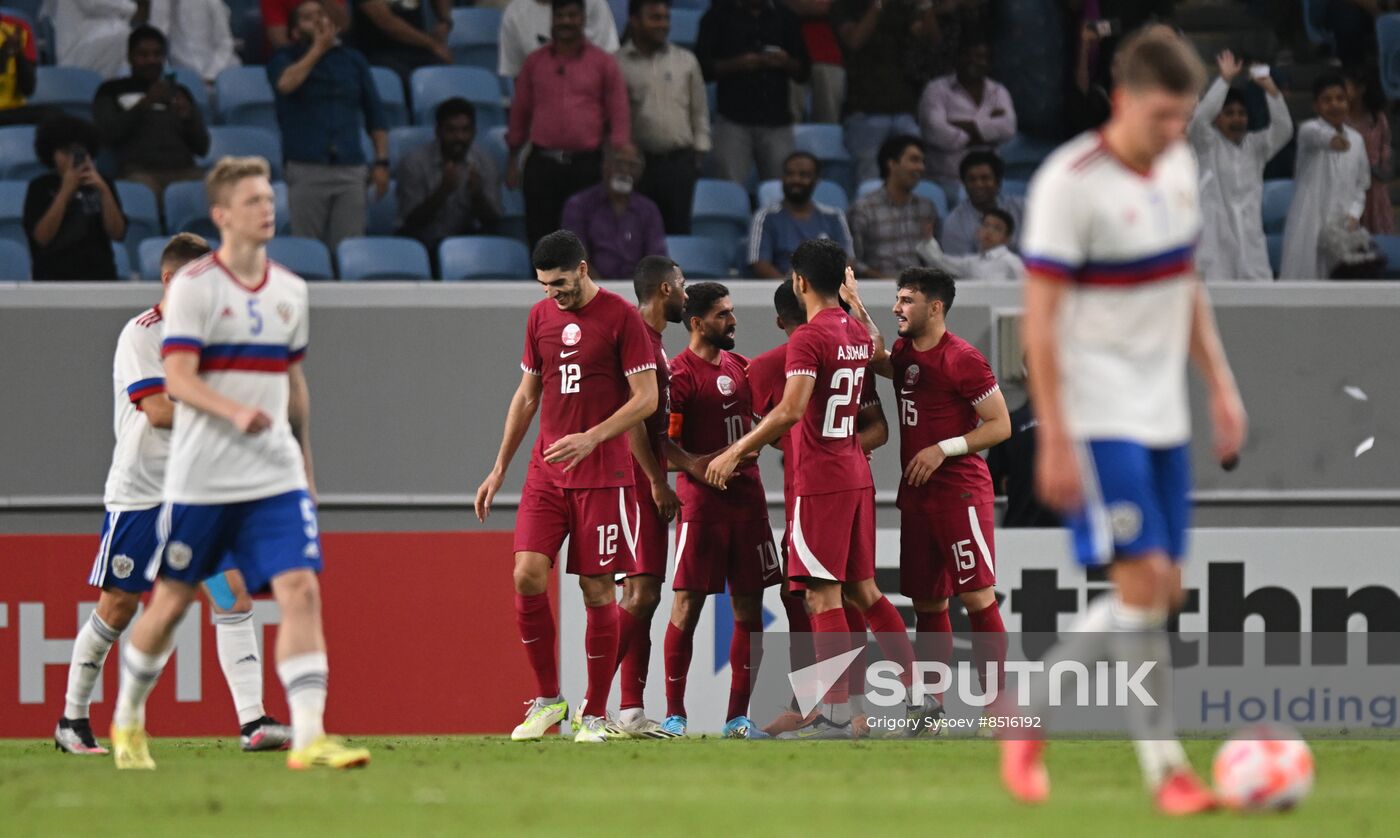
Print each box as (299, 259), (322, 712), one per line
(784, 307), (874, 497)
(669, 348), (766, 519)
(631, 322), (671, 488)
(746, 343), (793, 499)
(521, 288), (657, 489)
(889, 331), (998, 508)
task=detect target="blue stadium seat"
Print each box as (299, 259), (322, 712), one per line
(0, 237), (30, 280)
(200, 126), (283, 180)
(30, 66), (100, 119)
(410, 66), (504, 131)
(366, 183), (398, 235)
(1304, 0), (1334, 48)
(1261, 179), (1293, 236)
(111, 241), (131, 279)
(170, 66), (211, 122)
(137, 236), (167, 280)
(214, 66), (278, 133)
(665, 235), (730, 279)
(997, 134), (1057, 181)
(115, 180), (162, 263)
(164, 181), (215, 238)
(671, 0), (709, 7)
(268, 236), (334, 279)
(793, 124), (853, 192)
(0, 179), (27, 247)
(856, 178), (951, 217)
(498, 188), (525, 242)
(272, 180), (291, 234)
(756, 179), (848, 211)
(438, 235), (532, 280)
(370, 66), (409, 128)
(1002, 179), (1029, 199)
(449, 7), (503, 71)
(670, 8), (701, 49)
(389, 125), (434, 172)
(336, 236), (431, 280)
(1374, 234), (1400, 279)
(690, 178), (750, 264)
(1266, 232), (1283, 278)
(1378, 14), (1400, 100)
(481, 125), (509, 173)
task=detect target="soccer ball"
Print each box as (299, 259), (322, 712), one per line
(1212, 725), (1314, 812)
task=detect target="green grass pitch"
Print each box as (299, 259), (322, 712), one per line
(4, 737), (1398, 837)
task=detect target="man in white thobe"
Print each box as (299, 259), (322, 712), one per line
(42, 0), (139, 79)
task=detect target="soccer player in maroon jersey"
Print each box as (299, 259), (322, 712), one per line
(707, 239), (935, 739)
(855, 268), (1012, 718)
(658, 282), (781, 739)
(475, 231), (661, 743)
(607, 255), (685, 740)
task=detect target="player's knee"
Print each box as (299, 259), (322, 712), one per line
(97, 590), (140, 630)
(623, 585), (661, 617)
(731, 595), (763, 623)
(273, 571), (321, 618)
(843, 580), (881, 612)
(670, 593), (703, 629)
(959, 587), (997, 612)
(512, 555), (549, 595)
(912, 598), (949, 614)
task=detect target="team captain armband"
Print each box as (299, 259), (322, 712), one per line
(668, 412), (684, 439)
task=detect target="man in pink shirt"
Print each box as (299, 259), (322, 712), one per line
(917, 39), (1016, 197)
(506, 0), (632, 247)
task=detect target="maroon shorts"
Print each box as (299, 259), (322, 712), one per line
(673, 516), (781, 595)
(788, 488), (875, 584)
(899, 501), (997, 600)
(627, 491), (669, 579)
(781, 492), (804, 593)
(514, 481), (639, 577)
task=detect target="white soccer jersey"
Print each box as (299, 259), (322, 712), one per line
(161, 254), (310, 504)
(103, 306), (170, 510)
(1021, 132), (1202, 447)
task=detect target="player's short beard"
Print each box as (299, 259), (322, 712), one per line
(705, 325), (736, 351)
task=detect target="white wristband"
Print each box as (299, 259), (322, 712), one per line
(937, 436), (969, 457)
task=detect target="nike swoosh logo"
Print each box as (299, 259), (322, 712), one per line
(667, 675), (683, 682)
(587, 653), (604, 659)
(560, 350), (579, 358)
(522, 637), (539, 644)
(901, 389), (914, 395)
(958, 575), (976, 585)
(600, 556), (615, 567)
(722, 401), (738, 409)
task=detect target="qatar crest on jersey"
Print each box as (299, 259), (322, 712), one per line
(904, 365), (920, 387)
(562, 323), (582, 346)
(716, 375), (735, 396)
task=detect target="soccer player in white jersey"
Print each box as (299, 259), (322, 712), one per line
(56, 234), (291, 757)
(1004, 28), (1246, 815)
(109, 157), (368, 771)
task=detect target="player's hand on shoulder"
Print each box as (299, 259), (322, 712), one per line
(651, 479), (681, 521)
(904, 444), (947, 487)
(475, 470), (504, 522)
(1034, 432), (1082, 514)
(231, 405), (272, 434)
(543, 431), (599, 472)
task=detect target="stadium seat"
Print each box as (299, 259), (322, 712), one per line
(1374, 234), (1400, 279)
(756, 179), (848, 211)
(137, 236), (167, 280)
(111, 241), (131, 279)
(30, 66), (100, 119)
(997, 134), (1057, 181)
(272, 180), (292, 235)
(200, 126), (283, 180)
(336, 236), (431, 280)
(164, 181), (216, 238)
(1378, 15), (1400, 100)
(0, 237), (30, 280)
(1002, 179), (1029, 198)
(214, 66), (278, 133)
(1266, 232), (1283, 278)
(389, 125), (434, 172)
(481, 125), (509, 173)
(666, 235), (730, 279)
(449, 7), (503, 71)
(793, 124), (854, 192)
(115, 180), (162, 263)
(671, 0), (709, 8)
(438, 235), (532, 280)
(1303, 0), (1334, 48)
(498, 188), (526, 242)
(370, 66), (409, 129)
(0, 179), (27, 247)
(690, 178), (750, 264)
(170, 66), (211, 122)
(670, 8), (701, 49)
(267, 236), (334, 279)
(0, 124), (41, 181)
(1261, 179), (1293, 235)
(366, 183), (398, 236)
(410, 66), (504, 131)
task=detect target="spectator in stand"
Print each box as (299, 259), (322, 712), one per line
(0, 10), (39, 126)
(695, 0), (810, 185)
(618, 0), (711, 234)
(92, 26), (210, 209)
(263, 0), (349, 52)
(351, 0), (453, 82)
(41, 0), (147, 79)
(1280, 73), (1371, 279)
(148, 0), (241, 82)
(783, 0), (842, 124)
(271, 0), (390, 250)
(831, 0), (942, 184)
(1064, 19), (1110, 135)
(506, 0), (631, 248)
(748, 150), (852, 277)
(396, 97), (501, 250)
(1189, 50), (1292, 282)
(561, 146), (668, 279)
(940, 149), (1021, 256)
(847, 134), (937, 277)
(918, 37), (1016, 196)
(1344, 65), (1392, 235)
(499, 0), (619, 79)
(917, 207), (1024, 279)
(23, 115), (126, 281)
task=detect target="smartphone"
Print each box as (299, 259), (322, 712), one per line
(71, 147), (88, 167)
(1250, 64), (1271, 80)
(1091, 19), (1119, 38)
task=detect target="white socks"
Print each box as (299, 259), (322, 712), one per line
(213, 611), (266, 726)
(1109, 601), (1188, 789)
(64, 612), (121, 720)
(277, 651), (328, 750)
(114, 643), (172, 728)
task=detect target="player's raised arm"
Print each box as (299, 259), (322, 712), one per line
(628, 422), (680, 520)
(543, 369), (658, 472)
(1021, 275), (1080, 513)
(1188, 281), (1247, 464)
(706, 373), (815, 489)
(475, 369), (543, 522)
(288, 361), (316, 502)
(839, 269), (892, 378)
